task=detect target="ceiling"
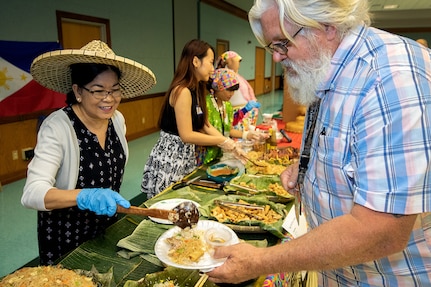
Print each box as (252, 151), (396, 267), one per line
(223, 0), (431, 28)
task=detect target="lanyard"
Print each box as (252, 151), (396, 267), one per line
(298, 99), (321, 185)
(295, 99), (321, 219)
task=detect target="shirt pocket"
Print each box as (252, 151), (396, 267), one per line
(315, 134), (355, 197)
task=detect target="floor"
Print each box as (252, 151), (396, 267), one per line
(0, 89), (283, 277)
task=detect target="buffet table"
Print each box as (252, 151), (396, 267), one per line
(56, 168), (290, 286)
(57, 132), (302, 286)
(58, 167), (292, 287)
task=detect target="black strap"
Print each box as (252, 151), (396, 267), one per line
(297, 99), (321, 185)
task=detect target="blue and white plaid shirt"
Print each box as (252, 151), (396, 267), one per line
(303, 24), (431, 286)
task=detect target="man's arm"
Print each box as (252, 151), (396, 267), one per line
(207, 203), (417, 284)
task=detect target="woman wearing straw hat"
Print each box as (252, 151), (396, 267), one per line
(141, 39), (247, 199)
(21, 40), (156, 265)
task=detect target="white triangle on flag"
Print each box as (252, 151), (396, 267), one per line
(0, 57), (32, 102)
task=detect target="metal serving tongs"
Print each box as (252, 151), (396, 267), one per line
(223, 181), (265, 194)
(214, 200), (264, 220)
(242, 154), (266, 167)
(117, 201), (200, 229)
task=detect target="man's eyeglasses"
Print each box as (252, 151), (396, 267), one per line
(81, 86), (122, 100)
(265, 27), (304, 55)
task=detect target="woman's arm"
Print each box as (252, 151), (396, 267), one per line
(174, 88), (226, 145)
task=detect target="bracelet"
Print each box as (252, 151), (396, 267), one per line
(242, 131), (249, 140)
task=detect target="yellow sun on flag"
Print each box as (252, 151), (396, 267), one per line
(0, 67), (13, 91)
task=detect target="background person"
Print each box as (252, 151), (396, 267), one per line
(416, 38), (429, 48)
(216, 51), (261, 130)
(196, 68), (268, 165)
(206, 0), (431, 285)
(141, 40), (246, 199)
(21, 40), (156, 265)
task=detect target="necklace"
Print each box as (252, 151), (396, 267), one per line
(210, 95), (229, 136)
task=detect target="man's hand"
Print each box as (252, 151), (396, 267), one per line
(206, 243), (265, 284)
(280, 161), (299, 195)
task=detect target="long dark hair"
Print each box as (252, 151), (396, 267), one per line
(159, 39), (214, 126)
(65, 63), (121, 105)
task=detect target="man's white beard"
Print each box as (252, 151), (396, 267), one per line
(282, 49), (332, 107)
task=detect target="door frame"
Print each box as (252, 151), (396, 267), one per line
(56, 10), (111, 48)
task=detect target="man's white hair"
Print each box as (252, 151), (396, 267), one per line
(249, 0), (371, 48)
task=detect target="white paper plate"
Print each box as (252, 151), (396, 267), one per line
(154, 220), (239, 271)
(148, 198), (200, 224)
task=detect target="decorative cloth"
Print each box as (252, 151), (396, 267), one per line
(210, 68), (239, 91)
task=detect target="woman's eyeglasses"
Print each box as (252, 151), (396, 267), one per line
(265, 27), (304, 55)
(81, 86), (122, 100)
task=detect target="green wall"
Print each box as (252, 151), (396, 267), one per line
(1, 0), (281, 94)
(200, 3), (282, 80)
(1, 0), (174, 93)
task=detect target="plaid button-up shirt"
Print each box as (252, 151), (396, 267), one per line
(303, 24), (431, 286)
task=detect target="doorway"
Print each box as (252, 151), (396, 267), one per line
(56, 11), (111, 49)
(254, 47), (265, 95)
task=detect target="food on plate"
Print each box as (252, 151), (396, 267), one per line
(165, 227), (207, 265)
(247, 147), (299, 164)
(0, 266), (96, 287)
(245, 160), (286, 175)
(236, 181), (290, 197)
(153, 280), (179, 287)
(211, 199), (282, 224)
(268, 182), (290, 196)
(207, 165), (239, 176)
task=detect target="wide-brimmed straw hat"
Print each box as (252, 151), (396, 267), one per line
(30, 40), (156, 99)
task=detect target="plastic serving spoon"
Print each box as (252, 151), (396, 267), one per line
(117, 201), (200, 229)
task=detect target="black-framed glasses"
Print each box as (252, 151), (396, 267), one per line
(265, 27), (304, 55)
(81, 86), (122, 100)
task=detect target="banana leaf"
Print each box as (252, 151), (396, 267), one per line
(226, 174), (294, 200)
(199, 195), (292, 238)
(123, 266), (218, 287)
(144, 185), (225, 208)
(117, 220), (169, 253)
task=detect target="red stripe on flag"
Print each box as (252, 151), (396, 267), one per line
(0, 80), (66, 117)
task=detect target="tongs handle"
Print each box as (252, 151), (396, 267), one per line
(226, 182), (265, 194)
(117, 205), (172, 219)
(214, 200), (264, 210)
(214, 200), (264, 220)
(279, 129), (292, 143)
(242, 154), (266, 167)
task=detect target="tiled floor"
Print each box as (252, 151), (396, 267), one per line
(0, 89), (283, 277)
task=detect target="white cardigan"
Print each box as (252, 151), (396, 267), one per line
(21, 109), (128, 211)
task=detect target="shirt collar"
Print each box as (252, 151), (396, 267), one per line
(316, 23), (369, 94)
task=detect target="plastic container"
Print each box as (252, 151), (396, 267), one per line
(204, 228), (233, 247)
(241, 140), (254, 152)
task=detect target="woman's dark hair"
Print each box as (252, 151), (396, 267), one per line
(159, 39), (214, 126)
(65, 63), (121, 105)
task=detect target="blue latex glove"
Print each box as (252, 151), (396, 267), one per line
(244, 100), (261, 112)
(76, 188), (130, 216)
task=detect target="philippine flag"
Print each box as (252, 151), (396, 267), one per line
(0, 40), (66, 118)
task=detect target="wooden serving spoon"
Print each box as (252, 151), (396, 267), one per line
(117, 201), (200, 229)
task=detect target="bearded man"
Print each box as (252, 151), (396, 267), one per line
(206, 0), (431, 286)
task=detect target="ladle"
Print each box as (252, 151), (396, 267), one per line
(117, 201), (200, 229)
